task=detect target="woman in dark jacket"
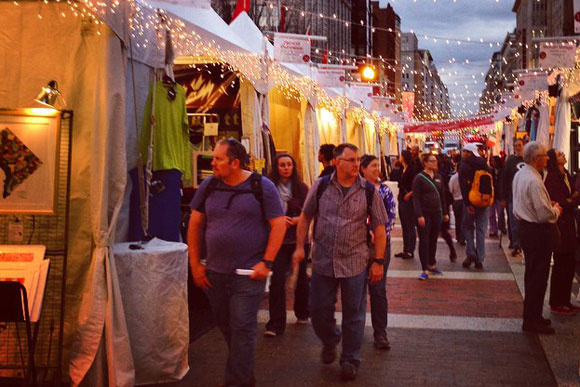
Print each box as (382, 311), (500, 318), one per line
(265, 153), (310, 336)
(544, 149), (580, 315)
(412, 153), (449, 280)
(395, 149), (417, 259)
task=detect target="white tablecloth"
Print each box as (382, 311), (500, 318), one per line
(114, 238), (189, 385)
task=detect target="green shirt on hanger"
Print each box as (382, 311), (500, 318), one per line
(139, 81), (191, 180)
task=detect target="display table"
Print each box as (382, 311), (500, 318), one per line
(114, 238), (189, 385)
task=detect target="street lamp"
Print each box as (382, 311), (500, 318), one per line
(361, 65), (376, 81)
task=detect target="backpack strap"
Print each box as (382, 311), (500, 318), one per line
(249, 172), (266, 220)
(197, 176), (220, 213)
(364, 180), (375, 246)
(315, 174), (331, 213)
(418, 172), (441, 201)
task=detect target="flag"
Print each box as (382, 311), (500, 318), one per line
(232, 0), (250, 22)
(322, 48), (328, 64)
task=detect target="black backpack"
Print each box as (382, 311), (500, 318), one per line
(198, 172), (266, 220)
(315, 175), (375, 245)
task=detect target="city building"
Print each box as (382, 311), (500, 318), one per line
(370, 2), (402, 102)
(479, 31), (518, 114)
(512, 0), (548, 69)
(401, 32), (450, 120)
(212, 0), (352, 63)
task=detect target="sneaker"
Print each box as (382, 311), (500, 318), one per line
(264, 330), (279, 337)
(551, 306), (577, 315)
(296, 318), (309, 325)
(418, 272), (429, 281)
(373, 335), (391, 350)
(321, 345), (337, 364)
(395, 252), (405, 258)
(511, 248), (522, 257)
(522, 321), (555, 334)
(449, 253), (457, 262)
(341, 362), (358, 381)
(403, 252), (414, 260)
(428, 268), (443, 275)
(474, 261), (483, 269)
(462, 255), (475, 268)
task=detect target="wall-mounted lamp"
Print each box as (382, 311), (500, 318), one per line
(35, 80), (66, 109)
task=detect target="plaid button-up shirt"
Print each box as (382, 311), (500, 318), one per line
(303, 173), (389, 278)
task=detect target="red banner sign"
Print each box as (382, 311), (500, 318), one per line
(403, 115), (495, 133)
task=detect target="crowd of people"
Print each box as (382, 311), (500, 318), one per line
(186, 137), (580, 386)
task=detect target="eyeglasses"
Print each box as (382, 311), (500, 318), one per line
(338, 157), (361, 164)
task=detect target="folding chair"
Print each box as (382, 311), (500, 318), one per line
(0, 281), (37, 386)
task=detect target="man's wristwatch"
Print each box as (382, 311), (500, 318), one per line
(261, 259), (274, 270)
(371, 258), (385, 266)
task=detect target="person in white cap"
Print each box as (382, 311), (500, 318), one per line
(458, 142), (492, 269)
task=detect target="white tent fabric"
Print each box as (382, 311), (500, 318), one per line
(536, 102), (551, 149)
(300, 102), (320, 184)
(553, 90), (572, 159)
(0, 5), (133, 387)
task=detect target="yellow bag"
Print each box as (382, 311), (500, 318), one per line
(468, 170), (494, 207)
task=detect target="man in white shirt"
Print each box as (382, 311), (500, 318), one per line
(512, 141), (562, 334)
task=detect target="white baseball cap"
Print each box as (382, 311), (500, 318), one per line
(463, 142), (482, 158)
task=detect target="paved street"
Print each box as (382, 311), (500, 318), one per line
(158, 230), (579, 386)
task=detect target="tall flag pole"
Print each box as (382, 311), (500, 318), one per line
(232, 0), (250, 22)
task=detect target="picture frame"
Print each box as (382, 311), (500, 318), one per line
(0, 109), (61, 214)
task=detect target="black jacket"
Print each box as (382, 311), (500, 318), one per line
(412, 171), (448, 218)
(499, 154), (524, 202)
(458, 155), (491, 207)
(398, 165), (417, 201)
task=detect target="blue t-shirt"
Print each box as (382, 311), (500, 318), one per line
(190, 174), (284, 274)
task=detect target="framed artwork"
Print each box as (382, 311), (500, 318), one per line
(0, 109), (61, 214)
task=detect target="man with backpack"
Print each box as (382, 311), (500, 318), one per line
(293, 143), (389, 381)
(459, 142), (494, 269)
(188, 138), (286, 386)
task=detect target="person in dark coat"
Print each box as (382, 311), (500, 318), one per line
(395, 150), (418, 259)
(544, 149), (580, 315)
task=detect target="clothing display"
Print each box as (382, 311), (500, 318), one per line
(139, 80), (191, 180)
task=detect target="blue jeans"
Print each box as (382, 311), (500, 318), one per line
(463, 205), (489, 262)
(368, 242), (391, 338)
(310, 270), (367, 368)
(206, 271), (266, 386)
(507, 202), (521, 249)
(488, 200), (506, 235)
(398, 199), (416, 254)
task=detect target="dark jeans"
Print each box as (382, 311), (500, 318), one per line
(507, 202), (521, 249)
(520, 221), (554, 323)
(549, 251), (576, 307)
(266, 244), (310, 333)
(310, 270), (367, 368)
(368, 242), (391, 339)
(399, 199), (416, 254)
(440, 214), (456, 258)
(417, 211), (442, 271)
(206, 271), (266, 386)
(452, 200), (465, 243)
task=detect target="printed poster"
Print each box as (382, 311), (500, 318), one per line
(317, 66), (346, 88)
(274, 34), (311, 64)
(538, 42), (578, 69)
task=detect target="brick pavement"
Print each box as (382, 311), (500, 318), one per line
(157, 230), (557, 386)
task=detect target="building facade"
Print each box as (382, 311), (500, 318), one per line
(212, 0), (352, 63)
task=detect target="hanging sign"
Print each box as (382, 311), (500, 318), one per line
(575, 0), (580, 34)
(538, 42), (578, 69)
(203, 122), (219, 136)
(514, 72), (548, 102)
(403, 115), (495, 133)
(274, 34), (311, 63)
(317, 66), (346, 88)
(369, 96), (393, 113)
(347, 83), (373, 108)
